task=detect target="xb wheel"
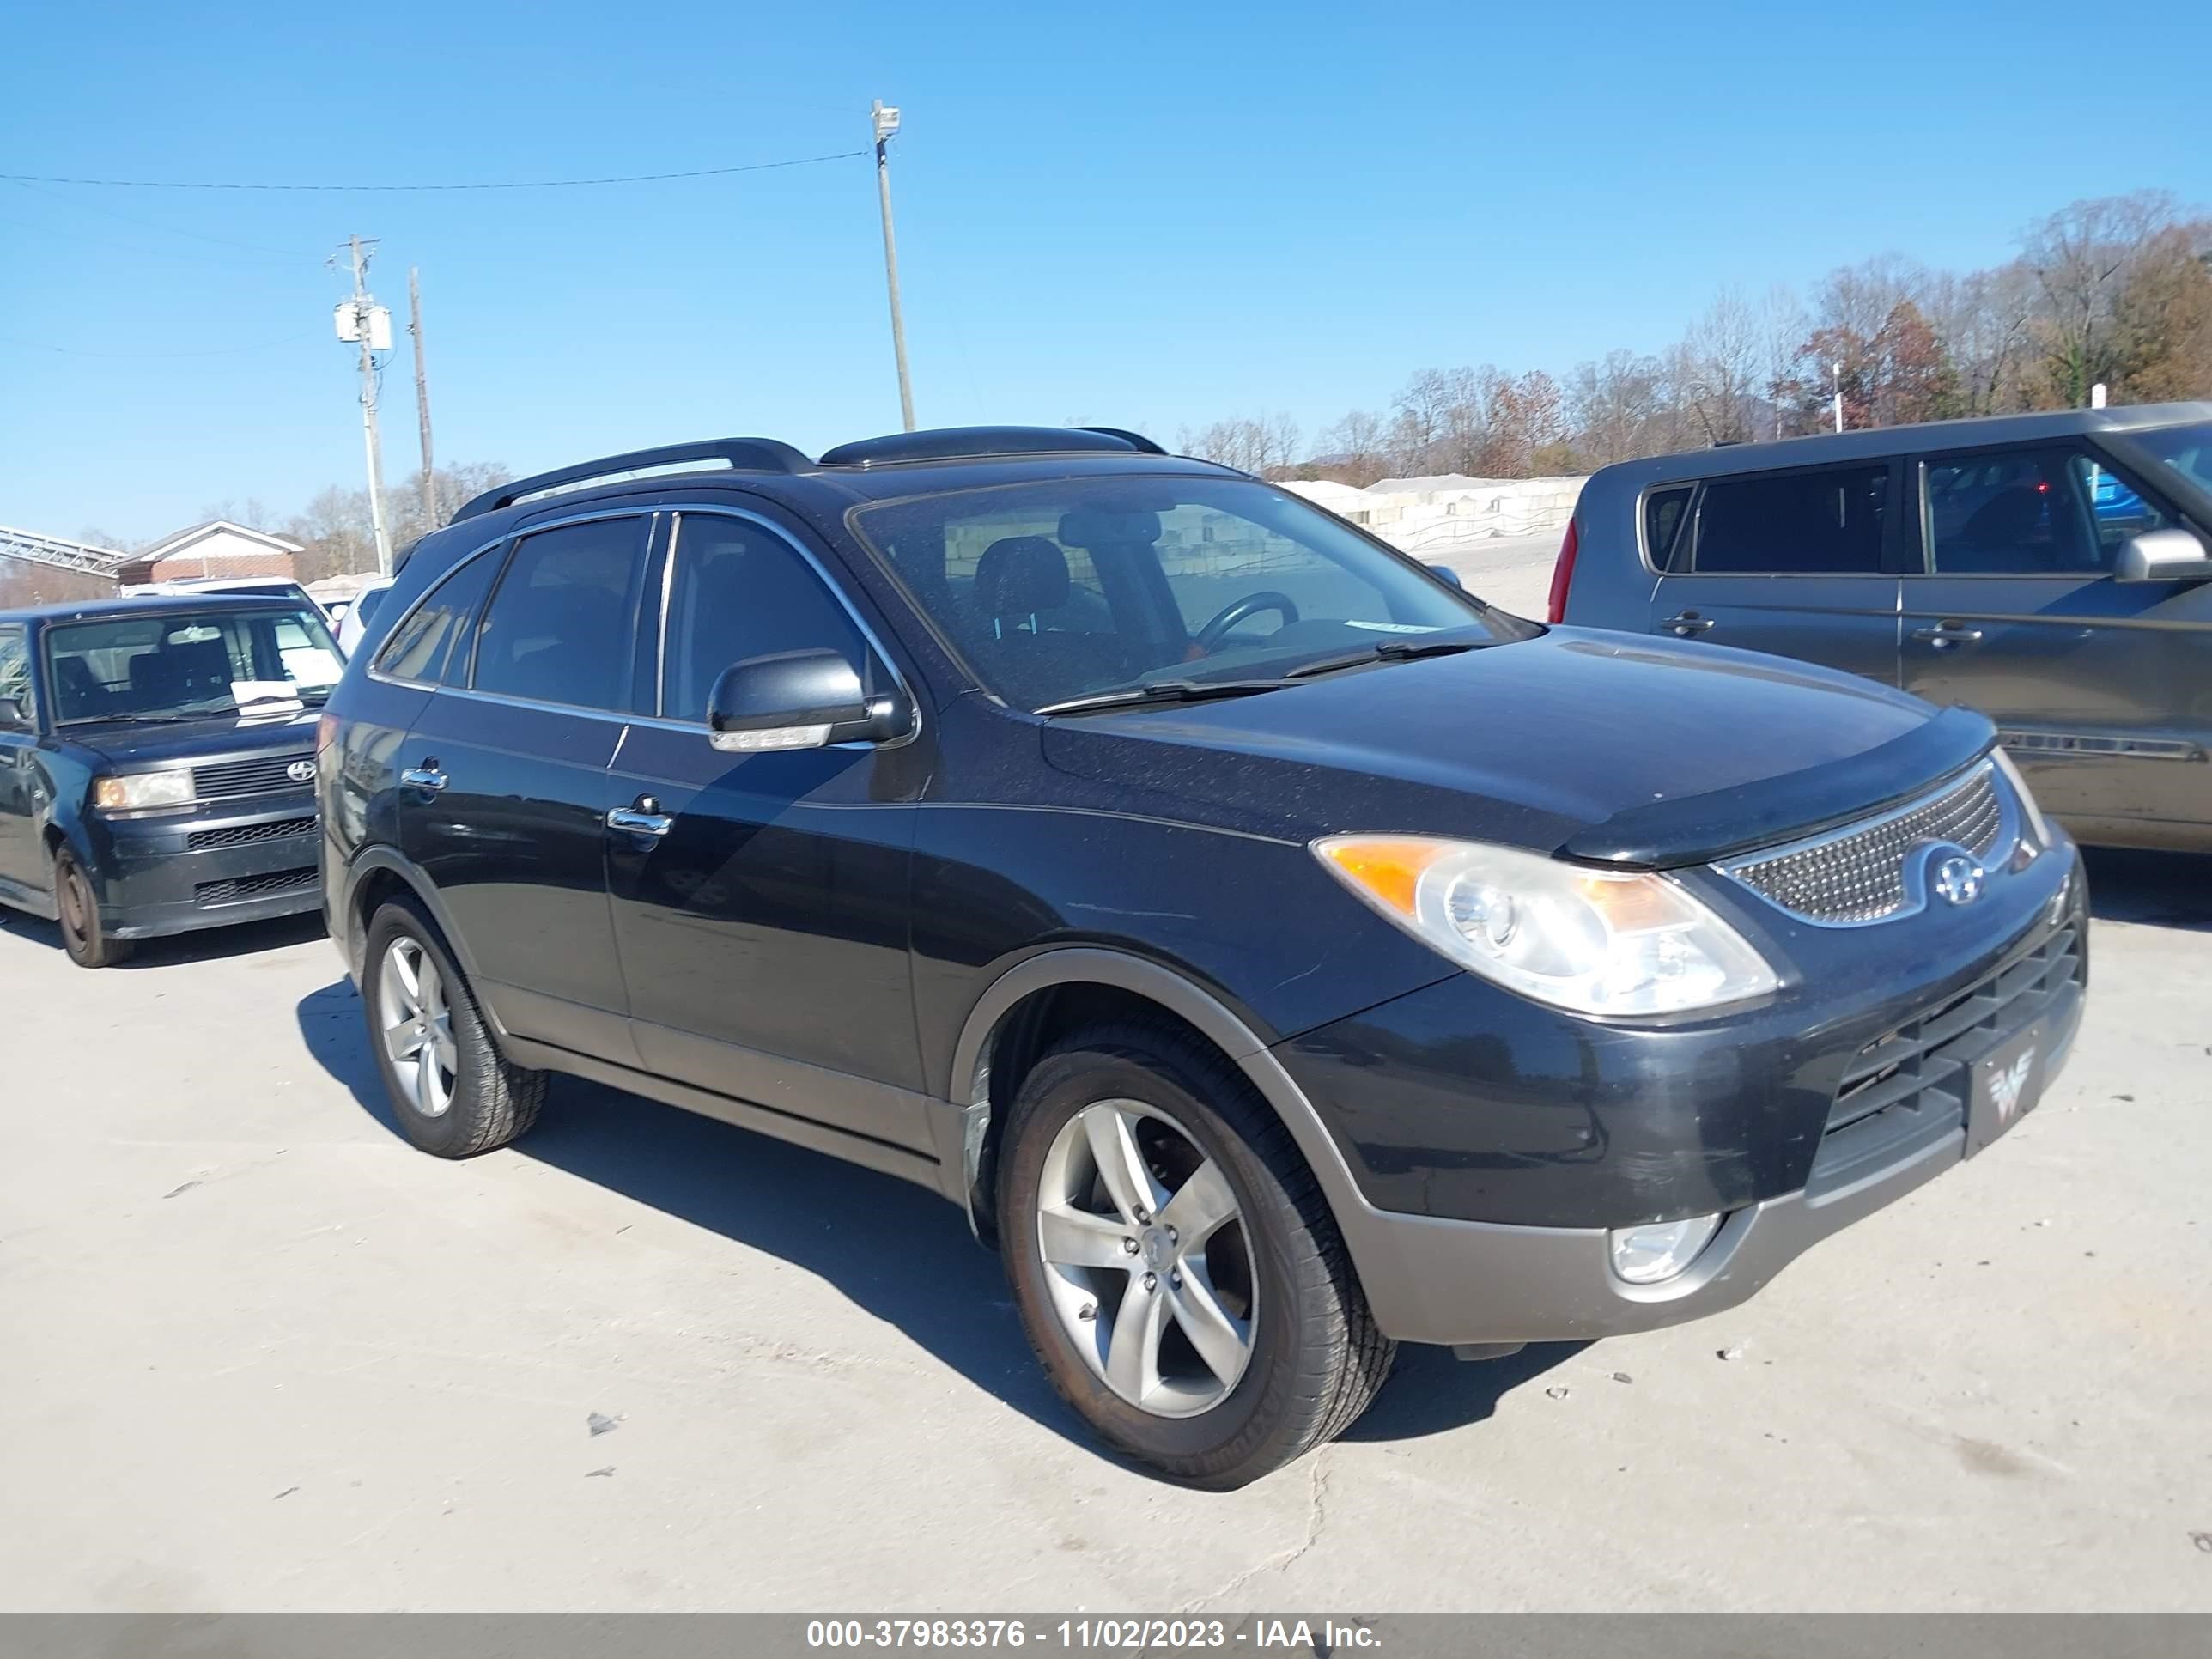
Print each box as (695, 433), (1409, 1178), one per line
(1000, 1018), (1394, 1489)
(52, 846), (130, 969)
(362, 897), (545, 1158)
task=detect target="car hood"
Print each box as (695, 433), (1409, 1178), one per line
(58, 708), (322, 769)
(1039, 629), (1995, 866)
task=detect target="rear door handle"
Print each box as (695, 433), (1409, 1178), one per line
(399, 764), (447, 792)
(1662, 611), (1716, 635)
(1911, 623), (1984, 648)
(606, 796), (673, 838)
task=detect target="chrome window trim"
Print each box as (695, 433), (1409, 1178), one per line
(370, 499), (920, 752)
(1715, 757), (2021, 928)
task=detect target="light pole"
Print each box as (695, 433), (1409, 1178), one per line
(872, 100), (916, 432)
(1831, 361), (1844, 434)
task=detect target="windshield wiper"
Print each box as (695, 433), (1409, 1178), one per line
(57, 711), (225, 727)
(1281, 636), (1481, 679)
(1035, 678), (1289, 716)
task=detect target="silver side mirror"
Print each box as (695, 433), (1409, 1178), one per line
(2114, 526), (2212, 583)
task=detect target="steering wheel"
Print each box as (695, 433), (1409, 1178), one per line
(1194, 591), (1300, 653)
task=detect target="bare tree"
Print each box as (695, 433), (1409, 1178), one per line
(2021, 191), (2176, 406)
(1566, 350), (1664, 466)
(1321, 409), (1389, 485)
(1673, 288), (1761, 444)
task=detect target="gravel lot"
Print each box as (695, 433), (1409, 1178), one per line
(2, 759), (2207, 1610)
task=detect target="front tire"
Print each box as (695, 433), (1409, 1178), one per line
(52, 846), (130, 969)
(999, 1018), (1394, 1488)
(362, 897), (545, 1158)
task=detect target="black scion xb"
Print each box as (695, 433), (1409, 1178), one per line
(2, 594), (342, 966)
(318, 428), (2086, 1487)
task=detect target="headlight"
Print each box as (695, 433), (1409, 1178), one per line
(1313, 835), (1780, 1017)
(92, 770), (194, 811)
(1990, 747), (2050, 854)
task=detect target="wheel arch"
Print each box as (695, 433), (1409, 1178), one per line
(341, 847), (483, 989)
(947, 948), (1371, 1255)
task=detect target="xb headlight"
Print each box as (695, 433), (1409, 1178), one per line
(92, 770), (194, 812)
(1314, 835), (1780, 1018)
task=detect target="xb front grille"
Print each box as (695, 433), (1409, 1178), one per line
(1721, 762), (2008, 926)
(195, 752), (314, 800)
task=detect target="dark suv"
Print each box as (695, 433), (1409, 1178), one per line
(1549, 404), (2212, 852)
(319, 426), (2086, 1487)
(1, 594), (341, 966)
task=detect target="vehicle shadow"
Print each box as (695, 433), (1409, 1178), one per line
(0, 907), (326, 967)
(295, 978), (1572, 1466)
(2081, 846), (2211, 933)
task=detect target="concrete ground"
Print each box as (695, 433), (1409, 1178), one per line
(2, 839), (2207, 1612)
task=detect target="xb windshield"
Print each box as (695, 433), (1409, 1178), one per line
(851, 476), (1508, 712)
(46, 607), (345, 726)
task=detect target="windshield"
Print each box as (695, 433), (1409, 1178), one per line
(851, 476), (1509, 712)
(46, 607), (344, 725)
(2130, 421), (2212, 502)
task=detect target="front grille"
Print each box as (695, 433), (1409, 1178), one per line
(193, 866), (318, 907)
(1728, 763), (2005, 924)
(187, 816), (316, 851)
(1805, 921), (2083, 1198)
(193, 752), (313, 800)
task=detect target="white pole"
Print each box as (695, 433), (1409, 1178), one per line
(2090, 381), (2107, 410)
(1832, 362), (1844, 434)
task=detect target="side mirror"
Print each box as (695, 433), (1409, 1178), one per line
(706, 649), (908, 753)
(1425, 562), (1465, 590)
(2115, 526), (2212, 583)
(0, 696), (26, 729)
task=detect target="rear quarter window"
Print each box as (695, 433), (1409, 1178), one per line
(1642, 487), (1693, 570)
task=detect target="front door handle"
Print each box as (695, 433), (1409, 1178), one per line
(399, 763), (447, 792)
(1911, 623), (1985, 648)
(606, 796), (673, 838)
(1662, 611), (1717, 635)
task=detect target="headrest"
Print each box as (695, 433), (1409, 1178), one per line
(1057, 507), (1162, 549)
(975, 536), (1070, 617)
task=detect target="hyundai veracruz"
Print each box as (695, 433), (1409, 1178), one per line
(314, 426), (2086, 1487)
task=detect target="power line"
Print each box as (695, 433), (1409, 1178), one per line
(0, 331), (320, 360)
(9, 179), (313, 262)
(0, 148), (872, 193)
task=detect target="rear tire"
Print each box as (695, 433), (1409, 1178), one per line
(998, 1018), (1394, 1489)
(362, 897), (545, 1158)
(52, 847), (130, 969)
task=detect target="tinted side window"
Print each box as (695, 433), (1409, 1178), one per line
(1693, 466), (1888, 574)
(660, 515), (871, 722)
(1923, 447), (2101, 575)
(471, 518), (651, 709)
(374, 550), (502, 684)
(1644, 486), (1692, 570)
(0, 628), (31, 724)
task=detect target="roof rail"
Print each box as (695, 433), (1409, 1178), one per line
(1073, 426), (1167, 455)
(452, 437), (816, 522)
(817, 425), (1166, 469)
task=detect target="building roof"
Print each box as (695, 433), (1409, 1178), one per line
(139, 520), (304, 561)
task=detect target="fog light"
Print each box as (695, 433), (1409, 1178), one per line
(1608, 1213), (1722, 1285)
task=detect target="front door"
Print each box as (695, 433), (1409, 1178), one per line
(605, 507), (929, 1149)
(396, 513), (655, 1065)
(1900, 441), (2212, 835)
(1644, 460), (1905, 684)
(0, 625), (45, 897)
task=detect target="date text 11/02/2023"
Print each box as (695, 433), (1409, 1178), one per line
(804, 1619), (1382, 1650)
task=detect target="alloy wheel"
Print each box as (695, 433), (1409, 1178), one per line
(380, 936), (459, 1119)
(1034, 1097), (1257, 1418)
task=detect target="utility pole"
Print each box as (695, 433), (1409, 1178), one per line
(1831, 361), (1844, 434)
(872, 100), (916, 431)
(334, 235), (394, 576)
(409, 266), (438, 529)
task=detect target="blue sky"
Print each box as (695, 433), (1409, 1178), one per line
(4, 0), (2209, 544)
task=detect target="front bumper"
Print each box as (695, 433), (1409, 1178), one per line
(86, 794), (322, 940)
(1277, 839), (2087, 1346)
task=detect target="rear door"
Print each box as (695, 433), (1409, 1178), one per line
(395, 512), (655, 1066)
(0, 625), (44, 895)
(1645, 460), (1905, 684)
(1900, 440), (2212, 833)
(604, 504), (930, 1148)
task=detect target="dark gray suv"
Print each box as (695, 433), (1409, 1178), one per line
(1551, 404), (2212, 852)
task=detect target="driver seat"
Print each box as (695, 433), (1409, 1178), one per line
(967, 537), (1129, 704)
